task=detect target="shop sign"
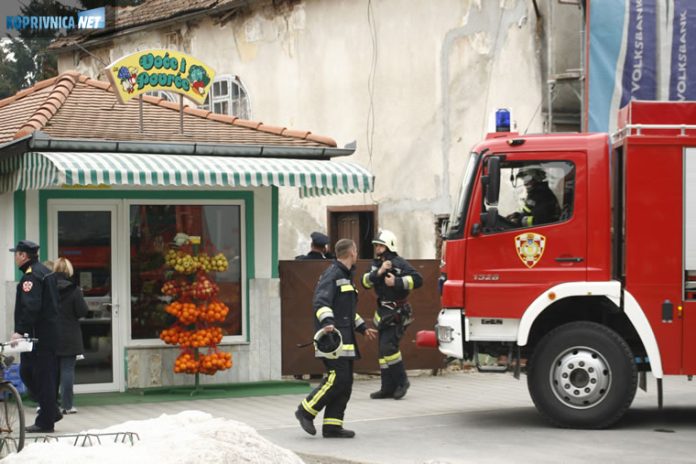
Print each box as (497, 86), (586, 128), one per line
(105, 50), (215, 105)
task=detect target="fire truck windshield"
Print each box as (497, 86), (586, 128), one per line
(445, 152), (480, 240)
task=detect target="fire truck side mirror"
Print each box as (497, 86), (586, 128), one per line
(480, 207), (498, 232)
(484, 156), (501, 206)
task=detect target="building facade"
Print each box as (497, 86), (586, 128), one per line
(50, 0), (573, 259)
(0, 70), (372, 391)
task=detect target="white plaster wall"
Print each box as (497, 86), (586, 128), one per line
(196, 0), (542, 260)
(252, 187), (273, 278)
(56, 0), (544, 261)
(1, 192), (14, 339)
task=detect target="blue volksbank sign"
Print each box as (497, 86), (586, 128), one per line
(6, 7), (105, 31)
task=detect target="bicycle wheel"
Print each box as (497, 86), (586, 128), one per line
(0, 382), (25, 457)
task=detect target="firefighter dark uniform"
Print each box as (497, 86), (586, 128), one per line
(362, 235), (422, 399)
(11, 240), (61, 432)
(511, 168), (561, 227)
(295, 259), (368, 438)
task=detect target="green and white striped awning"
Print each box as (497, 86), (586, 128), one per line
(0, 151), (374, 197)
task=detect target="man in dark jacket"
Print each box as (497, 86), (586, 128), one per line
(295, 239), (377, 438)
(362, 230), (422, 400)
(54, 257), (88, 415)
(295, 232), (332, 260)
(10, 240), (62, 433)
(507, 167), (561, 227)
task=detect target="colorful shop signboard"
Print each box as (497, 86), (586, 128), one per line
(105, 50), (215, 104)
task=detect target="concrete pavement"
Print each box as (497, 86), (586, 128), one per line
(25, 371), (696, 463)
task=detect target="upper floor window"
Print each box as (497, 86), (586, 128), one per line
(201, 75), (251, 119)
(145, 90), (178, 102)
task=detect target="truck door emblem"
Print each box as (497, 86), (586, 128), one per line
(515, 233), (546, 269)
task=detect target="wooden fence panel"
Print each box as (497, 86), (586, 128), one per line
(279, 259), (444, 375)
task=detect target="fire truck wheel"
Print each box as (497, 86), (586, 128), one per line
(527, 321), (637, 429)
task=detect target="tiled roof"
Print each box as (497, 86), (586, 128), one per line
(49, 0), (244, 51)
(0, 71), (337, 147)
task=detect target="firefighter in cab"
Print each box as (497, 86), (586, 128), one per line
(507, 166), (561, 227)
(362, 229), (422, 400)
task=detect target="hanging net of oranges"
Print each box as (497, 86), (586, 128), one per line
(159, 234), (233, 377)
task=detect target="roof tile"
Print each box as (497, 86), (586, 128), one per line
(258, 124), (286, 135)
(183, 107), (211, 118)
(0, 96), (18, 110)
(31, 77), (59, 92)
(85, 78), (111, 91)
(282, 129), (311, 139)
(306, 133), (338, 147)
(0, 70), (338, 149)
(50, 0), (243, 51)
(207, 113), (237, 124)
(158, 100), (181, 110)
(233, 119), (262, 130)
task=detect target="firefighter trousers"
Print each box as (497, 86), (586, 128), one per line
(377, 323), (408, 393)
(299, 358), (354, 430)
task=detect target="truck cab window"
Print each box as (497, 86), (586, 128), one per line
(485, 161), (575, 232)
(446, 153), (480, 239)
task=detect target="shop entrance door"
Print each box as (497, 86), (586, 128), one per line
(48, 202), (122, 393)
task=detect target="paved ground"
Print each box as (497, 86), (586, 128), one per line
(23, 371), (696, 463)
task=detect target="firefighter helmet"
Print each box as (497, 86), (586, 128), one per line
(372, 229), (398, 253)
(516, 167), (547, 186)
(313, 328), (343, 359)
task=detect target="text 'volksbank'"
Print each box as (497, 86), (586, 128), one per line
(6, 7), (105, 31)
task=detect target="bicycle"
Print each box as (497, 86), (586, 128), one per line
(0, 338), (34, 458)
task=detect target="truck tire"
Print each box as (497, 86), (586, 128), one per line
(527, 321), (637, 429)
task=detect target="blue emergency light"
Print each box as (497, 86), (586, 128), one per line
(495, 108), (511, 132)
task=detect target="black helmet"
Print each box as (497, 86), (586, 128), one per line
(313, 329), (343, 359)
(516, 167), (546, 186)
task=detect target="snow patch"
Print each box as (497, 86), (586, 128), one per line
(4, 410), (304, 464)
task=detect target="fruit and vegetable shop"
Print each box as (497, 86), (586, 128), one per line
(0, 63), (373, 393)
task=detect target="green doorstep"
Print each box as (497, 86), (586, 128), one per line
(24, 380), (311, 407)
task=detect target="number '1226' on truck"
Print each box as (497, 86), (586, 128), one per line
(417, 101), (696, 429)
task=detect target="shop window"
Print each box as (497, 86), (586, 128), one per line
(129, 203), (244, 341)
(201, 75), (251, 119)
(327, 206), (377, 259)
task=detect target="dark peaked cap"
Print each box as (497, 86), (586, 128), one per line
(9, 240), (40, 253)
(310, 232), (329, 246)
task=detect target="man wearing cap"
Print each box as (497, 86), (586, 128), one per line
(10, 240), (62, 433)
(295, 232), (332, 260)
(295, 238), (377, 438)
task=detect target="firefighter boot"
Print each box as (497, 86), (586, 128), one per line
(323, 426), (356, 438)
(295, 408), (316, 436)
(393, 380), (410, 400)
(372, 364), (397, 399)
(392, 363), (410, 400)
(370, 389), (393, 399)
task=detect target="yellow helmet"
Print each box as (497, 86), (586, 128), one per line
(372, 229), (398, 253)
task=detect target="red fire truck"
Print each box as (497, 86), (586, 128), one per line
(418, 101), (696, 428)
